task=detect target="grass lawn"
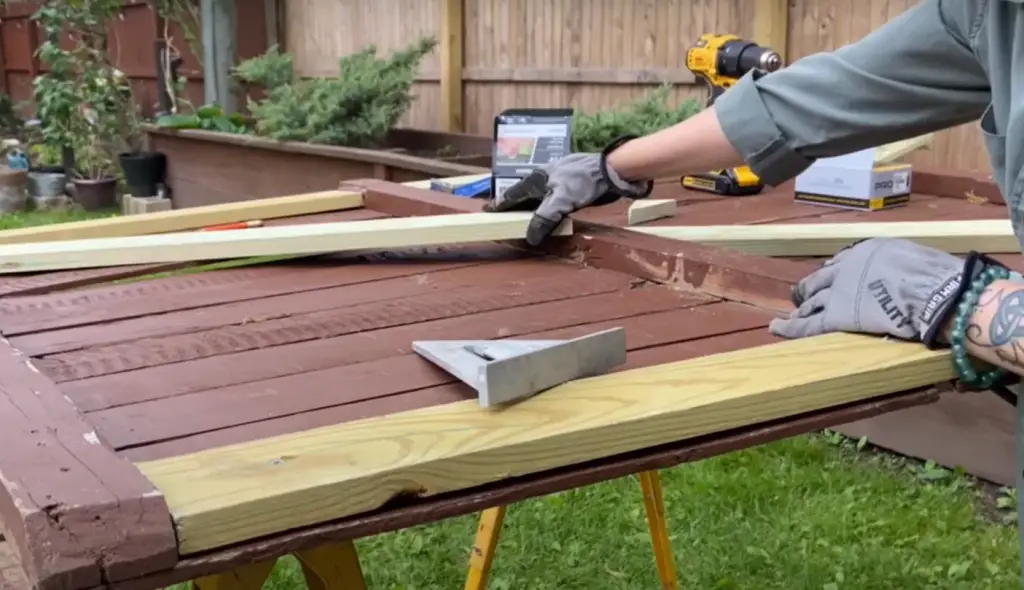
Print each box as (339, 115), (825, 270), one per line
(0, 207), (119, 230)
(2, 211), (1019, 589)
(253, 434), (1021, 590)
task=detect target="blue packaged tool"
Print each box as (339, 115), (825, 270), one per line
(429, 175), (492, 198)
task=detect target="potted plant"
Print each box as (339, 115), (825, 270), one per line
(32, 0), (143, 208)
(68, 132), (118, 210)
(111, 70), (168, 198)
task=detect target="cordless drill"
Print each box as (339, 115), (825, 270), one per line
(681, 34), (783, 196)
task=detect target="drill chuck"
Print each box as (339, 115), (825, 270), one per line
(715, 38), (783, 78)
(758, 51), (783, 72)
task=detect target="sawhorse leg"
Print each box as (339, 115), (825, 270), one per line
(639, 471), (679, 590)
(295, 540), (368, 590)
(463, 470), (678, 589)
(191, 539), (367, 590)
(464, 505), (507, 590)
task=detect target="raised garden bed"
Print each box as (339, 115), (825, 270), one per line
(144, 125), (492, 208)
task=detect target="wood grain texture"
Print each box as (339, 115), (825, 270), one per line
(633, 219), (1020, 256)
(0, 190), (364, 245)
(112, 389), (936, 590)
(0, 213), (572, 274)
(136, 332), (954, 554)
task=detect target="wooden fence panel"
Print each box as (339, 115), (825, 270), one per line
(282, 0), (994, 174)
(283, 0), (442, 129)
(0, 0), (269, 117)
(459, 0), (756, 137)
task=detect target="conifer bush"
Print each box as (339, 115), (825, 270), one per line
(233, 38), (438, 148)
(571, 84), (701, 153)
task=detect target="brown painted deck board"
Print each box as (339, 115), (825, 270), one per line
(62, 287), (711, 412)
(119, 326), (782, 463)
(31, 261), (635, 382)
(91, 300), (773, 452)
(8, 250), (517, 354)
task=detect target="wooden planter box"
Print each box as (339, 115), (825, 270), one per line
(143, 126), (493, 208)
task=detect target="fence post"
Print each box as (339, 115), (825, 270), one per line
(439, 0), (464, 132)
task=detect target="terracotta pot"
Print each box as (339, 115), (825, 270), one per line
(72, 176), (118, 210)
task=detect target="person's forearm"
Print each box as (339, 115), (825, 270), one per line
(958, 279), (1024, 376)
(605, 108), (746, 182)
(608, 0), (989, 188)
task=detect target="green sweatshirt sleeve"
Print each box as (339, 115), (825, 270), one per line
(714, 0), (991, 186)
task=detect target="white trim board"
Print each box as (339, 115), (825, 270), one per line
(631, 219), (1019, 257)
(0, 213), (572, 274)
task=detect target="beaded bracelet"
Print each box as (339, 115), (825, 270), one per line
(948, 263), (1011, 389)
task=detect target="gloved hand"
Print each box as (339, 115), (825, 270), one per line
(769, 238), (971, 342)
(482, 145), (653, 246)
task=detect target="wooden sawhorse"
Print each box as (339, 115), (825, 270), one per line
(191, 539), (367, 590)
(463, 469), (677, 590)
(187, 469), (674, 590)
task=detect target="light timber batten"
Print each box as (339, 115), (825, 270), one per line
(0, 190), (365, 245)
(627, 200), (677, 226)
(873, 133), (934, 164)
(135, 332), (954, 554)
(631, 219), (1020, 256)
(0, 213), (572, 274)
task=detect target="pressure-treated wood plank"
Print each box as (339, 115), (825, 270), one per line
(627, 199), (677, 226)
(136, 332), (953, 554)
(402, 173), (490, 191)
(0, 190), (364, 245)
(0, 213), (572, 274)
(632, 219), (1020, 256)
(874, 134), (934, 164)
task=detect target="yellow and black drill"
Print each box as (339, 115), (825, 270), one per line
(681, 34), (784, 196)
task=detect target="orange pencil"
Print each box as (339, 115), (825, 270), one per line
(199, 220), (264, 231)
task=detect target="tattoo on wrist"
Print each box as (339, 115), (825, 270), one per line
(967, 286), (1024, 368)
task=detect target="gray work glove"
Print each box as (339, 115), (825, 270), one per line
(482, 151), (653, 246)
(770, 238), (970, 342)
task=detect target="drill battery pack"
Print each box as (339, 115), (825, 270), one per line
(681, 165), (764, 196)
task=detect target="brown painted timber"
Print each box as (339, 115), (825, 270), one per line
(0, 337), (176, 590)
(349, 179), (816, 313)
(146, 127), (491, 209)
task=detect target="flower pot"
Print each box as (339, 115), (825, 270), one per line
(27, 169), (68, 198)
(119, 150), (166, 197)
(72, 177), (118, 210)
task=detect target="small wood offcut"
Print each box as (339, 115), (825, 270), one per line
(0, 168), (1004, 590)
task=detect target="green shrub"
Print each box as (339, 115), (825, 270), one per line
(233, 38), (438, 147)
(571, 85), (701, 153)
